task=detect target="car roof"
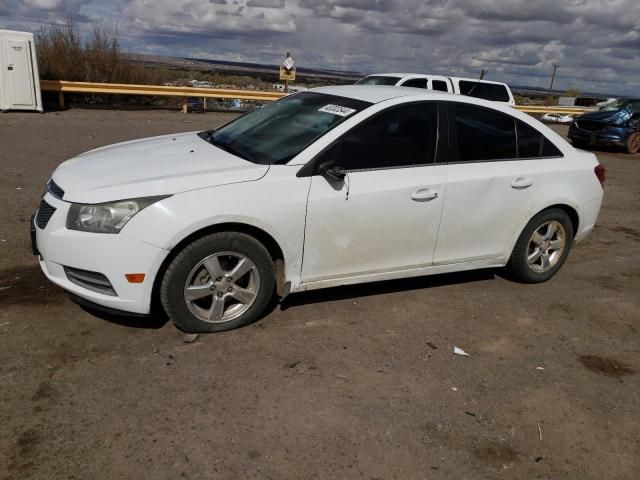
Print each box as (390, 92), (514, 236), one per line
(306, 85), (459, 103)
(311, 85), (453, 103)
(448, 76), (509, 86)
(363, 73), (406, 78)
(362, 73), (509, 87)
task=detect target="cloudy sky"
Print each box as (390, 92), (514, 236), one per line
(1, 0), (639, 94)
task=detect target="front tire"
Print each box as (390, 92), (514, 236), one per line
(160, 232), (275, 333)
(507, 209), (574, 283)
(626, 132), (640, 154)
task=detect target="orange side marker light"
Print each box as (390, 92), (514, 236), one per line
(125, 273), (146, 283)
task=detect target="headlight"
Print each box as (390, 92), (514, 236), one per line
(66, 196), (170, 234)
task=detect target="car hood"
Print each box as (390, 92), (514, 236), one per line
(578, 109), (621, 121)
(52, 132), (269, 203)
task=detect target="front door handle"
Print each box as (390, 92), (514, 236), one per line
(411, 188), (438, 202)
(511, 177), (533, 190)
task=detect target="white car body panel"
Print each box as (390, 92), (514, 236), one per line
(123, 165), (310, 290)
(34, 86), (603, 315)
(54, 132), (269, 203)
(35, 193), (167, 313)
(302, 164), (446, 282)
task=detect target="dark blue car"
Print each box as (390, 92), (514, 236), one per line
(568, 98), (640, 153)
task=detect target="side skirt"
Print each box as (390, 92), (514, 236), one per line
(292, 258), (505, 293)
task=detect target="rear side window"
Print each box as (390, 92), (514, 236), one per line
(432, 80), (449, 92)
(454, 104), (516, 161)
(517, 120), (562, 158)
(517, 121), (544, 158)
(453, 104), (563, 162)
(329, 103), (439, 171)
(458, 81), (510, 102)
(401, 78), (428, 89)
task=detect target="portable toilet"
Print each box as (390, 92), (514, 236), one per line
(0, 30), (43, 112)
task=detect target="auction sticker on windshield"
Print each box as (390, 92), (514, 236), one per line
(318, 104), (357, 117)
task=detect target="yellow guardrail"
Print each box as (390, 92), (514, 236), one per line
(40, 80), (593, 115)
(40, 80), (286, 112)
(514, 105), (592, 115)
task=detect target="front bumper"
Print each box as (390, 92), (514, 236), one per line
(568, 125), (630, 147)
(33, 193), (169, 314)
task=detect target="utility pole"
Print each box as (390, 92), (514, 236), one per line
(479, 69), (487, 80)
(546, 64), (558, 106)
(285, 51), (290, 93)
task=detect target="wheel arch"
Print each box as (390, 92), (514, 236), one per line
(542, 203), (579, 238)
(151, 222), (287, 310)
(505, 202), (580, 264)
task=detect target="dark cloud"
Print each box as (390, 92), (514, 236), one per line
(0, 0), (638, 94)
(246, 0), (285, 8)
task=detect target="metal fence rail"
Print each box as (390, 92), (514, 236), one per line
(40, 80), (592, 115)
(40, 80), (285, 112)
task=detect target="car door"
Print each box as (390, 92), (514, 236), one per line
(301, 102), (446, 284)
(433, 102), (564, 265)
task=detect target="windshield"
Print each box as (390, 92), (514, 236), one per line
(600, 99), (632, 111)
(201, 92), (371, 165)
(356, 76), (401, 86)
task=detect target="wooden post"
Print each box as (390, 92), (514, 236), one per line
(182, 99), (188, 114)
(58, 91), (65, 110)
(546, 64), (558, 106)
(203, 97), (207, 111)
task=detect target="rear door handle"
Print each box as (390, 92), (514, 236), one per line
(511, 177), (533, 190)
(411, 188), (438, 202)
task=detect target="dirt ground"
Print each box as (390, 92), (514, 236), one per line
(1, 108), (639, 480)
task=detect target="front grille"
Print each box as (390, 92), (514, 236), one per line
(47, 179), (65, 199)
(576, 120), (604, 132)
(64, 266), (117, 296)
(35, 200), (56, 229)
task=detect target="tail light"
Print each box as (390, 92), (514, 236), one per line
(594, 164), (606, 188)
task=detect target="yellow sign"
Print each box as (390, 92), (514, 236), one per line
(279, 66), (296, 81)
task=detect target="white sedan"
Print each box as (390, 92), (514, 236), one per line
(33, 86), (605, 333)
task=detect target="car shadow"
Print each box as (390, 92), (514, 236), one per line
(74, 269), (500, 329)
(74, 300), (170, 330)
(279, 268), (498, 311)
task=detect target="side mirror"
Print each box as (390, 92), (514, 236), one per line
(318, 161), (346, 181)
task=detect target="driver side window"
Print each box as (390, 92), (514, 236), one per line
(323, 103), (438, 171)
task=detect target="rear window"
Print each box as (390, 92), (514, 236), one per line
(458, 80), (510, 102)
(356, 76), (401, 86)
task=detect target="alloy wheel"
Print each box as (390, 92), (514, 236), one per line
(526, 220), (566, 273)
(183, 251), (260, 323)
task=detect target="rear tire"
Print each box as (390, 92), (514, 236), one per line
(160, 232), (275, 333)
(626, 132), (640, 154)
(507, 209), (574, 283)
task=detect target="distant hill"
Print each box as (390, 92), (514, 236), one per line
(133, 54), (619, 97)
(133, 54), (365, 83)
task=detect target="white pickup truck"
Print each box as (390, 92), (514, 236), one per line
(356, 73), (515, 106)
